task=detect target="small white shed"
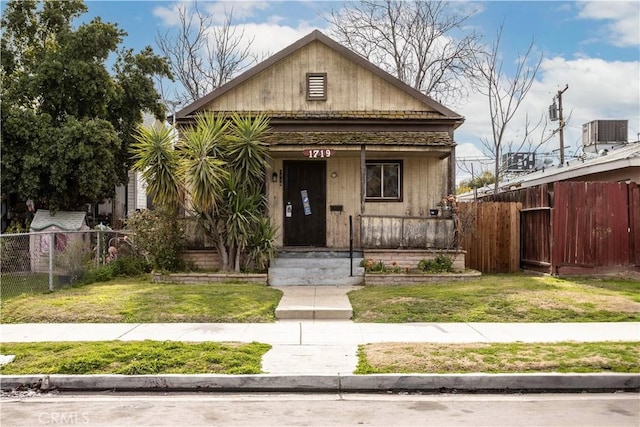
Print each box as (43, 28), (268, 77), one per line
(29, 210), (89, 273)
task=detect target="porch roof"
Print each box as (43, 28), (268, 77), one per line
(266, 131), (454, 146)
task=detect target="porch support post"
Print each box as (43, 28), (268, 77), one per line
(360, 144), (366, 214)
(448, 146), (456, 196)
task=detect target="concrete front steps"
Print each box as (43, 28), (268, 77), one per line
(269, 250), (364, 320)
(268, 250), (365, 287)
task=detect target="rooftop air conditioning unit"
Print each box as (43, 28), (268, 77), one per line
(582, 120), (628, 153)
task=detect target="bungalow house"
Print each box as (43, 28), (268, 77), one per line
(173, 30), (466, 281)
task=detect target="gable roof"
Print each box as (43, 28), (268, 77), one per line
(30, 210), (88, 232)
(175, 30), (462, 121)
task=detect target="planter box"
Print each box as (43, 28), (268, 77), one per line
(363, 249), (466, 271)
(152, 272), (268, 285)
(365, 270), (481, 286)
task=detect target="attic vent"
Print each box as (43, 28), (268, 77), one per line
(307, 73), (327, 101)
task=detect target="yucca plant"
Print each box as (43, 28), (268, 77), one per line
(226, 113), (271, 188)
(130, 124), (182, 208)
(130, 112), (276, 272)
(180, 113), (229, 213)
(246, 216), (278, 272)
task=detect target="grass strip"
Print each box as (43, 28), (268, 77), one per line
(1, 276), (283, 323)
(349, 275), (640, 322)
(0, 341), (271, 375)
(356, 342), (640, 374)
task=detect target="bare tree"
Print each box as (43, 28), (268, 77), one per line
(155, 2), (258, 105)
(474, 24), (544, 194)
(326, 0), (483, 103)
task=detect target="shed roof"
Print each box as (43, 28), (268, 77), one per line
(30, 210), (87, 232)
(504, 142), (640, 189)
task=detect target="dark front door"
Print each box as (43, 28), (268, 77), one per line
(283, 161), (326, 246)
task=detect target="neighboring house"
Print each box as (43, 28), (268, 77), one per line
(459, 141), (640, 201)
(104, 113), (159, 227)
(174, 30), (464, 251)
(503, 141), (640, 190)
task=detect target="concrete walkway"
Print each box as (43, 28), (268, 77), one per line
(1, 286), (639, 392)
(273, 285), (356, 320)
(2, 321), (639, 375)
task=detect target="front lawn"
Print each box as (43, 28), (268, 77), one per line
(356, 341), (640, 374)
(349, 274), (640, 322)
(0, 276), (283, 323)
(0, 341), (270, 375)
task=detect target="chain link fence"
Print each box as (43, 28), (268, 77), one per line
(0, 230), (134, 299)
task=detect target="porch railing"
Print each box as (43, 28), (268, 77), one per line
(359, 214), (455, 249)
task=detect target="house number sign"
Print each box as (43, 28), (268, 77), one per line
(302, 149), (333, 158)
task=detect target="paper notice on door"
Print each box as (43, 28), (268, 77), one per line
(301, 190), (312, 215)
(285, 202), (292, 218)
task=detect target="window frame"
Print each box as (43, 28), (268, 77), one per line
(306, 72), (327, 101)
(365, 160), (403, 202)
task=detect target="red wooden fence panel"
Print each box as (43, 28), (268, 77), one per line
(551, 182), (631, 274)
(629, 182), (640, 266)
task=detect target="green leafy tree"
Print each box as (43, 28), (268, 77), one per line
(0, 0), (171, 212)
(130, 112), (276, 272)
(457, 171), (496, 194)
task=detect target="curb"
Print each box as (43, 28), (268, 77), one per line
(2, 373), (639, 393)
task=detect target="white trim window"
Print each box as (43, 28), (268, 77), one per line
(366, 161), (402, 201)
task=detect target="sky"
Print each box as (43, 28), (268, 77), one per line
(28, 1), (640, 182)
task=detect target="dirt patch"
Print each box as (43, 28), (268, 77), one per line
(516, 290), (640, 314)
(360, 342), (640, 373)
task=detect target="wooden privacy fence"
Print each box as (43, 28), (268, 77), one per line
(551, 181), (639, 275)
(458, 202), (521, 273)
(460, 181), (640, 275)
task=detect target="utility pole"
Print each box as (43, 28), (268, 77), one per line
(556, 85), (569, 166)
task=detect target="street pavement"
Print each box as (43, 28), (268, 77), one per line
(1, 286), (639, 392)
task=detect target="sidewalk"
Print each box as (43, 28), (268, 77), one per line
(1, 286), (639, 392)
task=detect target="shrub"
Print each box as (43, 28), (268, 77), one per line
(79, 265), (115, 285)
(360, 259), (402, 273)
(125, 208), (185, 272)
(418, 254), (454, 273)
(110, 255), (151, 276)
(55, 238), (93, 283)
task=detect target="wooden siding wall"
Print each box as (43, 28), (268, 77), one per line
(268, 153), (448, 247)
(458, 202), (521, 273)
(325, 154), (362, 247)
(207, 41), (431, 112)
(360, 216), (455, 248)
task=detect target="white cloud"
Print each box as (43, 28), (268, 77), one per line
(228, 22), (321, 59)
(576, 1), (640, 47)
(456, 55), (640, 168)
(153, 1), (272, 27)
(153, 2), (187, 27)
(203, 1), (271, 25)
